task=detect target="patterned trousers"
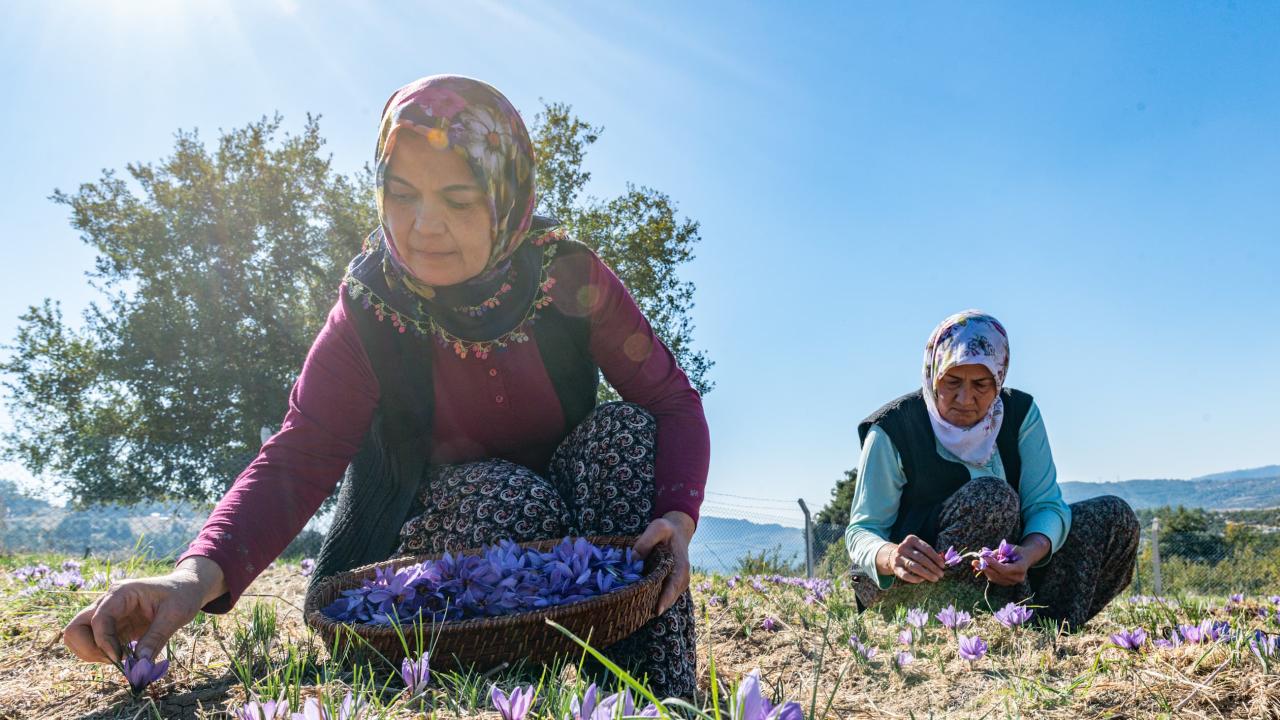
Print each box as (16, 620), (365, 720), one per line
(396, 402), (697, 698)
(853, 476), (1141, 630)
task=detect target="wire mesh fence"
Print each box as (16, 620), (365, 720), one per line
(2, 485), (1276, 599)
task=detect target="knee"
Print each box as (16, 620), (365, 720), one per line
(1099, 495), (1140, 539)
(964, 476), (1020, 515)
(591, 401), (655, 428)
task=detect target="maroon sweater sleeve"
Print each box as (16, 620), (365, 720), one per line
(553, 248), (711, 523)
(177, 297), (379, 612)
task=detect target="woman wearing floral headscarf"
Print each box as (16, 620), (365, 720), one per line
(63, 76), (708, 696)
(845, 310), (1139, 629)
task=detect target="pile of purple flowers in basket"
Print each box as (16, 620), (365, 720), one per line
(322, 537), (645, 626)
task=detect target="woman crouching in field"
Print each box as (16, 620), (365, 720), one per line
(61, 75), (709, 698)
(845, 310), (1139, 629)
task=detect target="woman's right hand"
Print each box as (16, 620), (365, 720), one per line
(63, 556), (225, 664)
(876, 535), (946, 584)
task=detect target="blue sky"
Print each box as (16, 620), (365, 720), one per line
(1, 1), (1277, 522)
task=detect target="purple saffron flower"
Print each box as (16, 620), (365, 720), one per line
(1154, 629), (1183, 649)
(849, 635), (877, 660)
(300, 558), (316, 577)
(1269, 595), (1280, 605)
(592, 689), (658, 719)
(1229, 593), (1244, 604)
(235, 697), (290, 720)
(993, 602), (1034, 628)
(697, 580), (712, 593)
(762, 616), (778, 632)
(734, 670), (804, 720)
(1250, 630), (1279, 661)
(943, 546), (962, 567)
(289, 693), (361, 720)
(957, 634), (988, 664)
(898, 629), (914, 646)
(994, 539), (1022, 564)
(905, 608), (930, 628)
(894, 650), (914, 668)
(491, 685), (534, 720)
(937, 604), (972, 630)
(1177, 623), (1205, 644)
(1110, 628), (1147, 651)
(400, 653), (430, 695)
(120, 642), (168, 695)
(568, 684), (601, 720)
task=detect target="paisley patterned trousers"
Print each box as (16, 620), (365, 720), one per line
(397, 402), (697, 698)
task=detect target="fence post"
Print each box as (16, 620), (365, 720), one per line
(797, 499), (814, 578)
(1150, 517), (1163, 597)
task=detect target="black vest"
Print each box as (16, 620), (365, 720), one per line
(309, 235), (600, 585)
(856, 388), (1033, 546)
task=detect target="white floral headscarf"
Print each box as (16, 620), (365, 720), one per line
(921, 310), (1011, 467)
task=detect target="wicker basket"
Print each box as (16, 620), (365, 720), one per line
(303, 535), (673, 670)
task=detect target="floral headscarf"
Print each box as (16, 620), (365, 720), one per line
(921, 310), (1011, 467)
(374, 75), (538, 299)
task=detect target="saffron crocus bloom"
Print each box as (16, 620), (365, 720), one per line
(1250, 630), (1279, 660)
(906, 608), (929, 628)
(849, 636), (877, 660)
(937, 604), (972, 630)
(943, 546), (962, 567)
(894, 650), (914, 668)
(1177, 623), (1204, 644)
(993, 602), (1034, 628)
(290, 693), (361, 720)
(120, 642), (168, 695)
(593, 689), (659, 719)
(1154, 629), (1183, 649)
(1229, 593), (1244, 603)
(957, 634), (988, 663)
(235, 697), (290, 720)
(491, 685), (534, 720)
(898, 629), (914, 646)
(400, 653), (430, 695)
(568, 684), (600, 720)
(994, 540), (1022, 564)
(1110, 628), (1147, 651)
(300, 558), (316, 577)
(1269, 595), (1280, 605)
(762, 616), (778, 632)
(734, 670), (804, 720)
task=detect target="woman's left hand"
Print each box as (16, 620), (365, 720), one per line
(974, 554), (1032, 586)
(634, 511), (695, 615)
(973, 534), (1052, 586)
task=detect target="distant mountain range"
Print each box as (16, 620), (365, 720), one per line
(1060, 465), (1280, 510)
(689, 466), (1280, 573)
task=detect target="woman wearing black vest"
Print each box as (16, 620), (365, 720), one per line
(63, 76), (709, 697)
(845, 310), (1138, 629)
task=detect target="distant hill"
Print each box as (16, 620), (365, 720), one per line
(1192, 465), (1280, 482)
(689, 516), (807, 573)
(1060, 473), (1280, 510)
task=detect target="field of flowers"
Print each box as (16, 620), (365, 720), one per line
(1, 552), (1278, 719)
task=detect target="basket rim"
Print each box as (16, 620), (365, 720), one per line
(303, 534), (673, 639)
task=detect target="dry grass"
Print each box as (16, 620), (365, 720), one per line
(1, 554), (1277, 719)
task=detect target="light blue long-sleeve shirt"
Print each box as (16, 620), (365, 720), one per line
(844, 400), (1072, 589)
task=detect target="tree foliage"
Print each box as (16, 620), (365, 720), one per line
(813, 468), (858, 565)
(532, 102), (714, 398)
(3, 104), (712, 506)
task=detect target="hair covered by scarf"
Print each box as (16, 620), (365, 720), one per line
(920, 310), (1011, 467)
(373, 75), (537, 297)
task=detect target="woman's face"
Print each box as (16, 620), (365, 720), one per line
(382, 131), (493, 287)
(934, 363), (998, 427)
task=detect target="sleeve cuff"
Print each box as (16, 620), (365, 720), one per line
(1021, 517), (1065, 568)
(176, 544), (252, 615)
